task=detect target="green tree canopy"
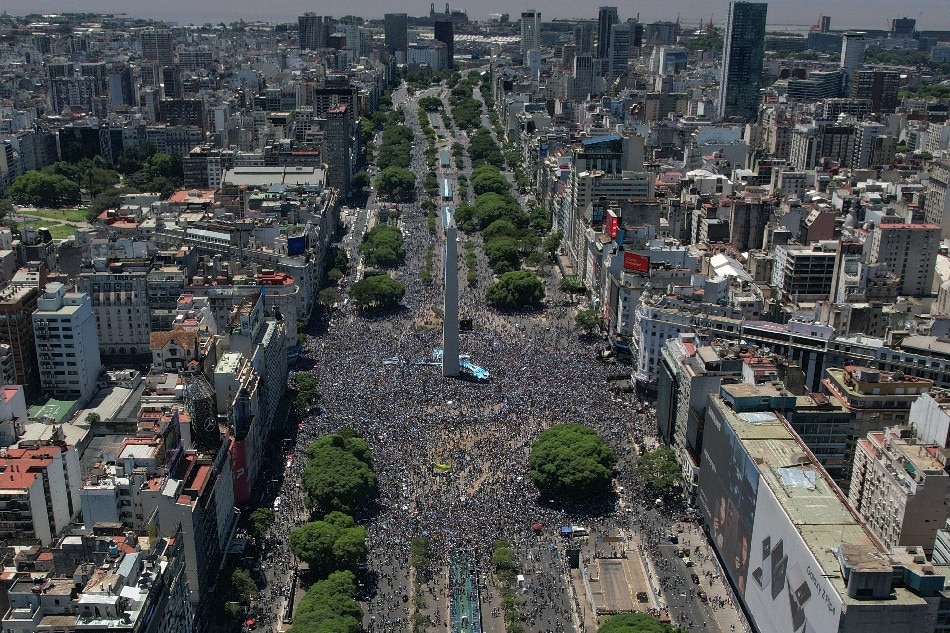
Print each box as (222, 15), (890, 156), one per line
(375, 166), (416, 201)
(302, 431), (377, 514)
(7, 171), (81, 207)
(468, 129), (504, 167)
(471, 165), (510, 196)
(575, 308), (602, 334)
(289, 512), (368, 577)
(529, 423), (617, 501)
(485, 271), (545, 310)
(290, 570), (362, 633)
(542, 231), (563, 257)
(247, 507), (275, 540)
(474, 192), (526, 230)
(599, 613), (686, 633)
(484, 236), (521, 274)
(635, 446), (681, 497)
(482, 219), (520, 242)
(348, 275), (406, 311)
(359, 225), (405, 269)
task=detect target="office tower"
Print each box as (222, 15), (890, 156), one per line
(520, 10), (541, 60)
(597, 6), (619, 59)
(718, 2), (768, 123)
(324, 104), (353, 196)
(818, 15), (831, 33)
(840, 32), (866, 93)
(852, 68), (901, 113)
(434, 20), (454, 69)
(33, 283), (101, 404)
(140, 28), (175, 65)
(384, 13), (408, 56)
(891, 17), (916, 39)
(298, 13), (328, 51)
(568, 54), (594, 101)
(573, 23), (594, 55)
(442, 208), (459, 377)
(608, 20), (641, 83)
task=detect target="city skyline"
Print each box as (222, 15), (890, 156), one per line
(3, 0), (950, 31)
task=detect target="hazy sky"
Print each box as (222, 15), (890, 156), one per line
(4, 0), (949, 31)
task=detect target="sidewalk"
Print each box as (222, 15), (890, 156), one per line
(674, 521), (751, 633)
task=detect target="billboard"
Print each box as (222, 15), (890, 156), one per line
(744, 483), (842, 633)
(623, 252), (650, 273)
(699, 406), (759, 595)
(605, 210), (619, 238)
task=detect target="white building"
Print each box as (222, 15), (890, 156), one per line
(32, 283), (101, 404)
(848, 426), (949, 554)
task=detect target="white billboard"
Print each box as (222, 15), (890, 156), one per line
(745, 483), (843, 633)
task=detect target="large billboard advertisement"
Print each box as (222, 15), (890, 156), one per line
(744, 479), (842, 633)
(699, 407), (759, 595)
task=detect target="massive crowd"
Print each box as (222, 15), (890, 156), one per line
(250, 85), (750, 633)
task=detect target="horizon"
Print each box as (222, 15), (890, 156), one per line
(2, 1), (950, 32)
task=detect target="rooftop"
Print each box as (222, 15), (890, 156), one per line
(711, 395), (928, 608)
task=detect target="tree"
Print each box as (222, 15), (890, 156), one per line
(375, 166), (416, 200)
(418, 96), (443, 111)
(318, 287), (344, 307)
(349, 275), (405, 311)
(351, 170), (370, 191)
(599, 613), (686, 633)
(247, 508), (275, 540)
(85, 412), (101, 424)
(359, 225), (405, 269)
(294, 372), (321, 410)
(289, 512), (368, 577)
(484, 236), (521, 274)
(529, 423), (617, 501)
(485, 271), (545, 310)
(290, 571), (362, 633)
(482, 219), (519, 242)
(7, 171), (81, 207)
(474, 193), (526, 230)
(302, 431), (377, 514)
(636, 446), (681, 497)
(471, 165), (510, 196)
(575, 309), (602, 334)
(0, 198), (13, 222)
(542, 231), (563, 258)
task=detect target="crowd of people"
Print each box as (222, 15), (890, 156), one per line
(251, 83), (751, 633)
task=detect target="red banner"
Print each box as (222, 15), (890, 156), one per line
(623, 252), (650, 273)
(605, 211), (619, 238)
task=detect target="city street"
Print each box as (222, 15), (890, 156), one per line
(263, 79), (751, 633)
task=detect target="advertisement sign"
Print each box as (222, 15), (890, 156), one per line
(744, 480), (842, 633)
(605, 210), (619, 238)
(699, 407), (759, 595)
(623, 252), (650, 273)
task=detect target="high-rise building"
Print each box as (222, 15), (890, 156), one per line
(75, 259), (152, 361)
(865, 222), (940, 297)
(298, 13), (329, 51)
(520, 10), (541, 61)
(852, 68), (901, 113)
(840, 32), (866, 93)
(849, 425), (949, 554)
(323, 104), (353, 196)
(718, 2), (768, 123)
(0, 284), (40, 397)
(891, 17), (916, 39)
(596, 6), (619, 59)
(140, 28), (175, 65)
(573, 22), (594, 55)
(607, 20), (642, 83)
(924, 160), (950, 239)
(384, 13), (408, 56)
(32, 282), (101, 404)
(434, 20), (455, 69)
